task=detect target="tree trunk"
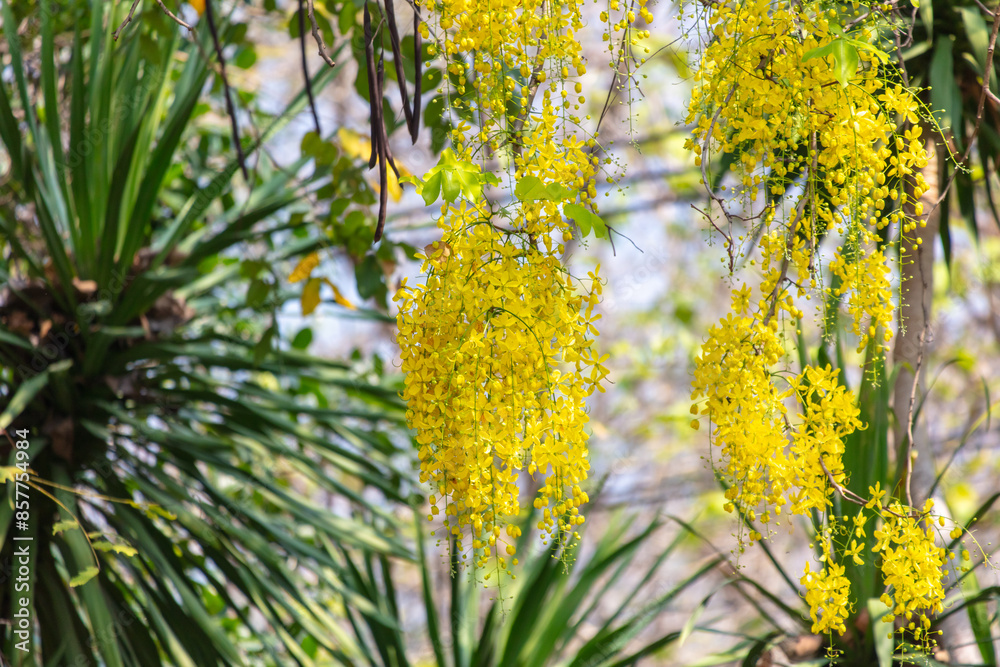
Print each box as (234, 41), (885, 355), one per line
(893, 140), (939, 508)
(894, 140), (980, 664)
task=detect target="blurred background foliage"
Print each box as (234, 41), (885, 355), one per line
(1, 0), (999, 666)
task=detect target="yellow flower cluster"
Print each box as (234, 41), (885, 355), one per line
(801, 533), (852, 635)
(830, 246), (894, 352)
(874, 501), (947, 628)
(396, 219), (606, 567)
(398, 0), (645, 569)
(692, 316), (862, 537)
(786, 366), (862, 516)
(685, 0), (930, 355)
(692, 305), (788, 529)
(685, 0), (947, 640)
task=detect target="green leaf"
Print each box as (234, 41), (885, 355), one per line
(0, 326), (32, 350)
(514, 175), (549, 200)
(843, 37), (888, 64)
(421, 169), (443, 205)
(841, 343), (889, 606)
(69, 566), (100, 588)
(741, 632), (782, 667)
(867, 598), (894, 667)
(940, 158), (953, 269)
(424, 95), (452, 154)
(804, 38), (861, 88)
(355, 255), (384, 300)
(301, 131), (339, 166)
(918, 0), (933, 41)
(546, 182), (574, 200)
(515, 175), (575, 201)
(246, 279), (272, 309)
(832, 39), (859, 88)
(930, 38), (962, 143)
(0, 370), (53, 431)
(240, 259), (268, 279)
(414, 150), (491, 205)
(961, 573), (998, 666)
(565, 203), (608, 239)
(253, 325), (276, 366)
(91, 541), (139, 558)
(291, 328), (313, 350)
(440, 169), (462, 203)
(233, 46), (257, 69)
(53, 519), (80, 535)
(453, 167), (485, 201)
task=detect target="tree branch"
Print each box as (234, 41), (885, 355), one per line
(298, 0), (322, 135)
(113, 0), (143, 41)
(307, 0), (336, 67)
(203, 0), (249, 181)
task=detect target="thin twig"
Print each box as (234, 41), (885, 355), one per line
(307, 0), (336, 67)
(511, 1), (547, 158)
(115, 0), (194, 39)
(900, 2), (919, 49)
(903, 330), (926, 509)
(511, 60), (547, 158)
(691, 204), (730, 242)
(695, 87), (739, 272)
(156, 0), (192, 32)
(818, 456), (911, 518)
(298, 0), (322, 135)
(818, 456), (868, 508)
(893, 26), (910, 88)
(844, 10), (870, 31)
(760, 130), (816, 325)
(592, 49), (626, 146)
(700, 86), (736, 197)
(203, 0), (249, 180)
(113, 0), (143, 41)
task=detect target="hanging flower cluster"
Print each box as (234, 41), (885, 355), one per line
(396, 225), (606, 570)
(685, 0), (927, 357)
(801, 532), (853, 636)
(685, 0), (951, 640)
(874, 500), (947, 629)
(397, 0), (647, 570)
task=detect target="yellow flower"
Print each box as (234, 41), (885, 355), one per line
(866, 482), (886, 509)
(844, 540), (864, 566)
(398, 0), (639, 568)
(685, 3), (945, 651)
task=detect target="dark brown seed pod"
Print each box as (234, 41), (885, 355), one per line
(410, 6), (422, 143)
(364, 1), (379, 170)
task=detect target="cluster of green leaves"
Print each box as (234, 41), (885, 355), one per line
(803, 21), (888, 89)
(0, 1), (420, 664)
(404, 152), (609, 239)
